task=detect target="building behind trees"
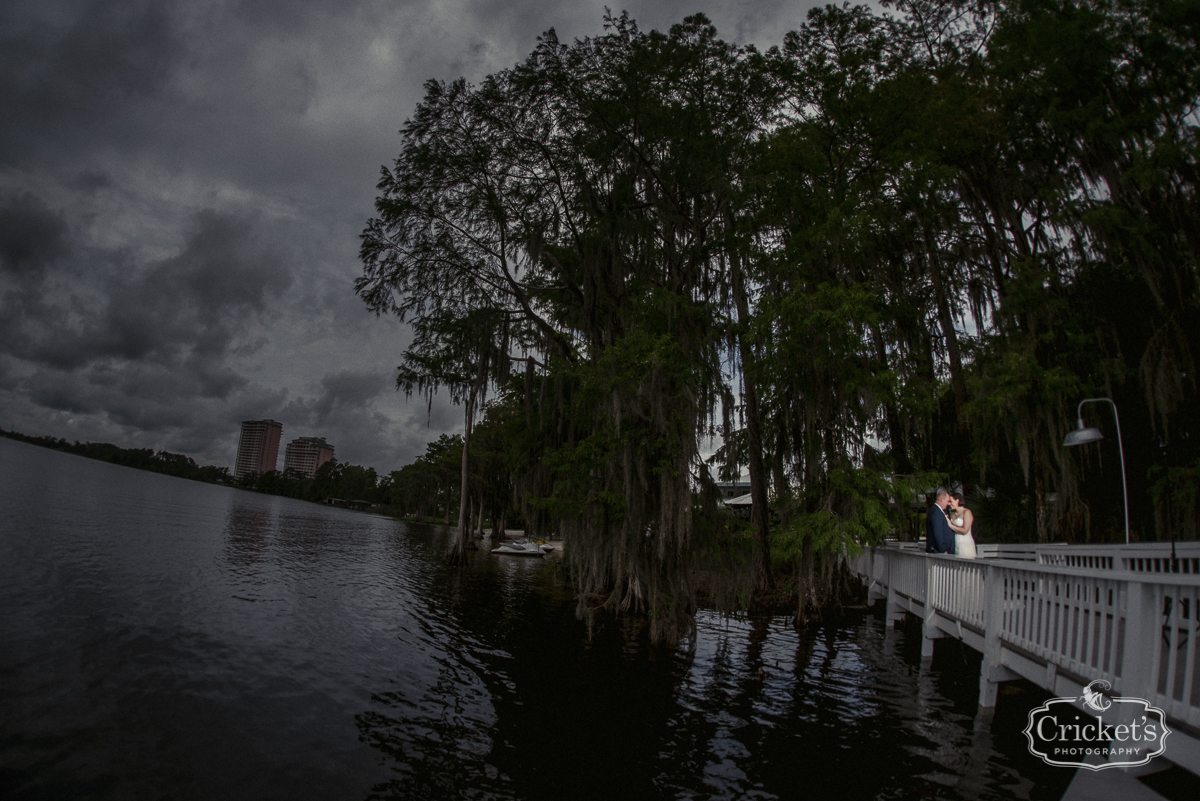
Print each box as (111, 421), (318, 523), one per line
(233, 420), (282, 479)
(283, 436), (335, 479)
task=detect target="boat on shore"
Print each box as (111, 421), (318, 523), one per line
(491, 540), (554, 557)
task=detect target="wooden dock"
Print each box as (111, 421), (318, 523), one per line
(849, 541), (1200, 790)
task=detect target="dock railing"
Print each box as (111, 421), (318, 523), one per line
(851, 541), (1200, 775)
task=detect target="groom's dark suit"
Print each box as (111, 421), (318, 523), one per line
(925, 502), (956, 554)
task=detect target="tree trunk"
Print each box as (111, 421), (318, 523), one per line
(928, 246), (974, 496)
(772, 430), (791, 533)
(730, 247), (773, 591)
(928, 247), (968, 431)
(464, 495), (475, 545)
(448, 406), (473, 564)
(448, 362), (487, 565)
(1034, 459), (1050, 544)
(870, 323), (912, 474)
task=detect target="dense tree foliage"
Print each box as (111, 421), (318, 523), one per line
(361, 2), (1200, 641)
(382, 433), (467, 521)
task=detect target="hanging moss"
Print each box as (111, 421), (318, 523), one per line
(361, 3), (1200, 642)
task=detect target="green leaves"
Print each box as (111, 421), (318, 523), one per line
(361, 2), (1198, 633)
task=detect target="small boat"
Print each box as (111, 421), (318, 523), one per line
(491, 540), (554, 556)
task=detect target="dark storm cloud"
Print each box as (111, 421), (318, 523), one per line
(0, 191), (71, 364)
(267, 368), (399, 465)
(0, 191), (69, 282)
(22, 351), (250, 430)
(278, 369), (388, 430)
(312, 369), (388, 422)
(71, 169), (115, 193)
(0, 357), (14, 390)
(95, 210), (294, 365)
(1, 207), (292, 381)
(26, 368), (189, 431)
(50, 2), (182, 105)
(0, 0), (819, 473)
(0, 1), (187, 162)
(23, 362), (271, 445)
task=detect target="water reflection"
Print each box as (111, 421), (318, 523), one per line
(223, 503), (274, 566)
(0, 438), (1078, 801)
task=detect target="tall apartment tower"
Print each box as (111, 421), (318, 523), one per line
(234, 419), (283, 479)
(283, 436), (336, 479)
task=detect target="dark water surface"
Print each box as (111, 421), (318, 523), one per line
(0, 437), (1075, 800)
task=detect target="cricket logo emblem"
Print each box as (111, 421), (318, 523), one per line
(1080, 680), (1112, 713)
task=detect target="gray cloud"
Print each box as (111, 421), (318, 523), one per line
(0, 192), (72, 366)
(0, 191), (69, 282)
(269, 368), (397, 465)
(312, 369), (388, 422)
(1, 206), (292, 379)
(0, 0), (820, 474)
(51, 2), (183, 105)
(99, 210), (294, 362)
(71, 169), (115, 193)
(0, 1), (188, 164)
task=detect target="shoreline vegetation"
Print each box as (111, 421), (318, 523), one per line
(0, 425), (823, 618)
(0, 425), (850, 616)
(2, 429), (236, 485)
(10, 1), (1199, 644)
(352, 2), (1198, 643)
(0, 427), (419, 517)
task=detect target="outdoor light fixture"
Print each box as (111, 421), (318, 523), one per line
(1061, 398), (1129, 544)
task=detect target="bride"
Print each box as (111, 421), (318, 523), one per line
(948, 492), (977, 559)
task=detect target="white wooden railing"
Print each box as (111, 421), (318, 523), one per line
(879, 539), (1200, 571)
(851, 542), (1200, 775)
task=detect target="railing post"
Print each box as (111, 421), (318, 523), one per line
(978, 563), (1013, 708)
(1120, 578), (1157, 695)
(866, 547), (887, 604)
(1111, 577), (1160, 766)
(922, 556), (943, 660)
(884, 550), (905, 629)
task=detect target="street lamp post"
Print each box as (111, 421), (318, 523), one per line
(1061, 397), (1130, 544)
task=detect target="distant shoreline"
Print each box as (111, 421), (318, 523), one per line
(0, 429), (457, 526)
(1, 428), (233, 486)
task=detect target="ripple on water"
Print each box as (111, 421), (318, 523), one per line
(0, 437), (1075, 800)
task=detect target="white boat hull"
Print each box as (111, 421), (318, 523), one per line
(490, 540), (554, 557)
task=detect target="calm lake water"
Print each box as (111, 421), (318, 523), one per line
(0, 436), (1077, 800)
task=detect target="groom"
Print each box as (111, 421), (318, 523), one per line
(925, 490), (956, 554)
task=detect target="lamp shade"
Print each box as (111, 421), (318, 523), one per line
(1063, 424), (1104, 447)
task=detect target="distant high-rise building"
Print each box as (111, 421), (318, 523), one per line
(234, 419), (282, 479)
(283, 436), (335, 479)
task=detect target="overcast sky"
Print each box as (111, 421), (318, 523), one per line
(0, 0), (820, 474)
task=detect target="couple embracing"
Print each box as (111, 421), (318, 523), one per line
(925, 490), (977, 558)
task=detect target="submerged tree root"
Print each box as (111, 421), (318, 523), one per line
(567, 550), (862, 644)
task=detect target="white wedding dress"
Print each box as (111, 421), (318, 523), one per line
(953, 516), (977, 559)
